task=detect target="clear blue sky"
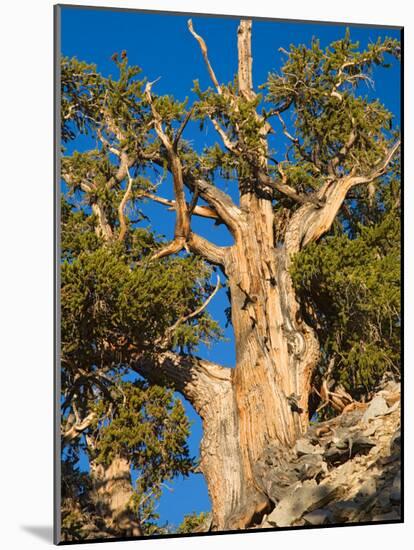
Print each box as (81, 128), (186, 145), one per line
(60, 5), (401, 530)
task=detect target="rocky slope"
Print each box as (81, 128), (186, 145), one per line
(253, 379), (401, 529)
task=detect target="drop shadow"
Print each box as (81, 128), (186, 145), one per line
(21, 525), (53, 543)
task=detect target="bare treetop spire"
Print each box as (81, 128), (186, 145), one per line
(237, 20), (254, 99)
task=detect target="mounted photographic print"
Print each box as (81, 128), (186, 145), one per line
(54, 4), (403, 544)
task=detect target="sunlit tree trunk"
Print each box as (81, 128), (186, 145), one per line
(202, 195), (319, 529)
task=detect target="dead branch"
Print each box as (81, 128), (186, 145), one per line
(145, 81), (191, 260)
(97, 127), (121, 157)
(141, 192), (219, 219)
(330, 52), (389, 101)
(237, 20), (254, 99)
(144, 151), (242, 233)
(173, 106), (195, 151)
(188, 19), (222, 94)
(210, 118), (238, 152)
(118, 166), (134, 241)
(192, 177), (244, 235)
(350, 140), (401, 186)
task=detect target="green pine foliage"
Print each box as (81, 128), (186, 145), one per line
(61, 449), (94, 541)
(177, 511), (209, 534)
(291, 186), (400, 400)
(265, 32), (399, 178)
(60, 56), (222, 537)
(61, 233), (221, 366)
(61, 211), (221, 536)
(91, 382), (194, 478)
(61, 381), (196, 539)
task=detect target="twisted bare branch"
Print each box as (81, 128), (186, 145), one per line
(145, 81), (191, 259)
(62, 412), (97, 445)
(188, 19), (222, 94)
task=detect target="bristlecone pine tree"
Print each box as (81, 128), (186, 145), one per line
(60, 19), (401, 534)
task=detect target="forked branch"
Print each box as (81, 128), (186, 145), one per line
(145, 82), (231, 264)
(290, 140), (401, 250)
(350, 140), (401, 186)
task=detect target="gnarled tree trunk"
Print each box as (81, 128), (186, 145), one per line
(132, 21), (321, 531)
(133, 198), (320, 530)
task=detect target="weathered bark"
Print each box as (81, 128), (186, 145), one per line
(216, 194), (319, 529)
(89, 454), (142, 537)
(62, 17), (400, 536)
(91, 201), (113, 241)
(237, 20), (254, 99)
(191, 20), (320, 528)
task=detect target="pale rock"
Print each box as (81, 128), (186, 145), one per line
(362, 396), (389, 423)
(386, 401), (400, 414)
(363, 424), (378, 437)
(303, 509), (332, 525)
(267, 480), (338, 527)
(256, 385), (400, 529)
(295, 438), (323, 456)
